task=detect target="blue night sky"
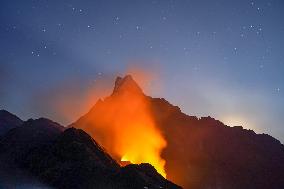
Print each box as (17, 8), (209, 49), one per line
(0, 0), (284, 142)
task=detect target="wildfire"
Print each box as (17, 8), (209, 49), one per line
(118, 118), (167, 178)
(76, 75), (167, 177)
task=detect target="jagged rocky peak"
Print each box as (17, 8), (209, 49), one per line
(112, 75), (143, 95)
(0, 109), (23, 123)
(0, 109), (14, 116)
(0, 109), (23, 136)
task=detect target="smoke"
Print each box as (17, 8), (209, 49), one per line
(28, 74), (115, 125)
(74, 73), (167, 177)
(26, 65), (168, 177)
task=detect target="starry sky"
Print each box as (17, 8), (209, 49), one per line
(0, 0), (284, 142)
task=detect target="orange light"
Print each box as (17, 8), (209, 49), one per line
(118, 120), (167, 178)
(75, 75), (167, 178)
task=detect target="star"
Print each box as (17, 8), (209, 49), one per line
(114, 17), (120, 25)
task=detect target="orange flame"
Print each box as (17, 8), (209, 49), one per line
(76, 75), (167, 177)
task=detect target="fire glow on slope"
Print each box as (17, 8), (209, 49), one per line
(77, 76), (167, 177)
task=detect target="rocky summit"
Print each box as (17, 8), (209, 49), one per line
(1, 75), (284, 189)
(72, 75), (284, 189)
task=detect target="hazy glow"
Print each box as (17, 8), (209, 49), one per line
(220, 115), (259, 133)
(221, 115), (247, 127)
(76, 75), (167, 177)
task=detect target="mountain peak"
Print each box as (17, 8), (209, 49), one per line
(0, 109), (23, 136)
(0, 109), (20, 119)
(112, 75), (143, 95)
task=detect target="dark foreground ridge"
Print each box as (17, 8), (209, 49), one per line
(0, 114), (181, 189)
(72, 75), (284, 189)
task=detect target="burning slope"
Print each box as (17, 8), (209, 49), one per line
(71, 74), (284, 189)
(71, 75), (167, 177)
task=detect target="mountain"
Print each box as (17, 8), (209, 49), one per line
(0, 114), (181, 189)
(0, 117), (64, 188)
(72, 75), (284, 189)
(150, 99), (284, 189)
(113, 75), (143, 95)
(24, 127), (180, 189)
(0, 109), (23, 137)
(0, 118), (64, 162)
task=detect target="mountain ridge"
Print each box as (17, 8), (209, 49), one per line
(0, 109), (181, 189)
(0, 109), (23, 137)
(72, 75), (284, 189)
(1, 75), (284, 189)
(112, 74), (144, 95)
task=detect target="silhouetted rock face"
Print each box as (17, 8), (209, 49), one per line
(0, 120), (181, 189)
(22, 128), (119, 189)
(112, 74), (143, 95)
(72, 75), (284, 189)
(0, 117), (64, 188)
(115, 163), (181, 189)
(23, 127), (181, 189)
(150, 96), (284, 189)
(0, 118), (64, 162)
(51, 128), (120, 173)
(0, 110), (23, 137)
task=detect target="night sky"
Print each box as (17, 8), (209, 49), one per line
(0, 0), (284, 142)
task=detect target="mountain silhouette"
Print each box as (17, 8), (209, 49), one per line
(1, 75), (284, 189)
(72, 75), (284, 189)
(0, 112), (181, 188)
(0, 109), (23, 137)
(113, 75), (143, 95)
(0, 117), (64, 188)
(0, 118), (64, 161)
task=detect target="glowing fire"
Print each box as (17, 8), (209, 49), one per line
(75, 75), (167, 177)
(118, 119), (167, 178)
